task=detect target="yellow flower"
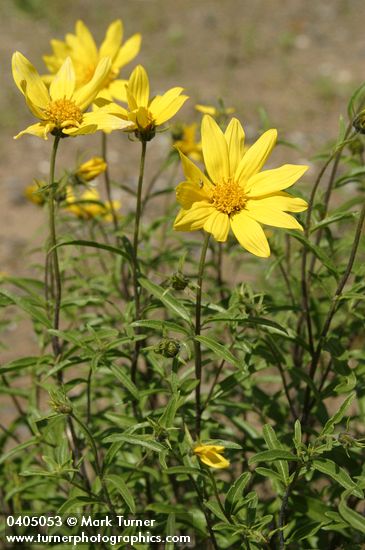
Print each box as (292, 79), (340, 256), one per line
(174, 115), (308, 257)
(24, 181), (46, 205)
(76, 157), (107, 181)
(43, 20), (141, 102)
(172, 123), (202, 161)
(195, 103), (235, 119)
(12, 52), (132, 139)
(104, 65), (188, 141)
(65, 187), (120, 221)
(194, 444), (230, 469)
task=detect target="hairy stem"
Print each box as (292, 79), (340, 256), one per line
(131, 139), (147, 386)
(194, 233), (210, 437)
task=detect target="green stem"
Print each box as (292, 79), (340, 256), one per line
(70, 413), (117, 518)
(131, 139), (147, 385)
(47, 135), (62, 360)
(194, 233), (210, 437)
(101, 132), (119, 233)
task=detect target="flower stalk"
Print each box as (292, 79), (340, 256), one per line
(131, 139), (147, 385)
(47, 134), (62, 359)
(194, 233), (210, 437)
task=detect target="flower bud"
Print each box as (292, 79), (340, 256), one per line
(170, 271), (189, 291)
(76, 157), (107, 182)
(154, 338), (180, 358)
(353, 111), (365, 135)
(49, 390), (73, 415)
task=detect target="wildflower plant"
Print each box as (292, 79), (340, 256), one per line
(2, 16), (365, 550)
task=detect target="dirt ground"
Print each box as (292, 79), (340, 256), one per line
(1, 0), (365, 364)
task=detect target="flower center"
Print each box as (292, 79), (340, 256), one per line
(45, 99), (83, 128)
(211, 179), (246, 215)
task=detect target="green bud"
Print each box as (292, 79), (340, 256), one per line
(170, 271), (189, 291)
(49, 390), (73, 415)
(348, 136), (364, 155)
(353, 111), (365, 134)
(154, 338), (180, 358)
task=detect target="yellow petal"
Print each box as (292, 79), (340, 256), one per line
(150, 87), (185, 119)
(69, 20), (98, 63)
(246, 164), (308, 197)
(176, 149), (214, 192)
(73, 57), (112, 111)
(251, 192), (308, 212)
(224, 118), (245, 177)
(200, 451), (230, 469)
(204, 211), (230, 242)
(49, 57), (75, 101)
(245, 201), (304, 230)
(99, 19), (123, 60)
(195, 104), (216, 116)
(201, 115), (229, 183)
(65, 111), (132, 135)
(114, 33), (142, 69)
(235, 129), (277, 188)
(154, 95), (188, 125)
(230, 211), (270, 257)
(107, 79), (128, 102)
(128, 65), (149, 107)
(12, 52), (49, 109)
(176, 181), (210, 209)
(14, 122), (52, 140)
(173, 202), (216, 232)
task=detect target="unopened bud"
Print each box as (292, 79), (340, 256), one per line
(170, 271), (189, 291)
(154, 338), (180, 358)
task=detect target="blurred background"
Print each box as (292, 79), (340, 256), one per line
(1, 0), (364, 361)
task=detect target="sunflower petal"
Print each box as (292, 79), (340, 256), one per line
(114, 33), (142, 69)
(176, 149), (213, 192)
(12, 52), (49, 109)
(99, 19), (123, 60)
(176, 181), (210, 208)
(230, 211), (270, 257)
(224, 118), (245, 176)
(73, 57), (112, 111)
(251, 192), (308, 212)
(68, 20), (98, 63)
(14, 121), (52, 140)
(201, 115), (229, 183)
(204, 211), (230, 241)
(245, 201), (304, 230)
(173, 202), (215, 232)
(246, 164), (308, 197)
(235, 129), (277, 188)
(49, 57), (75, 100)
(128, 65), (149, 107)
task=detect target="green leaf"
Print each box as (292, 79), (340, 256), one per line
(288, 231), (339, 279)
(312, 459), (363, 498)
(139, 277), (192, 325)
(103, 433), (165, 453)
(321, 392), (356, 435)
(109, 365), (139, 400)
(310, 211), (356, 232)
(263, 424), (290, 485)
(0, 355), (52, 375)
(255, 467), (285, 484)
(0, 289), (51, 327)
(132, 319), (191, 336)
(248, 450), (299, 466)
(339, 490), (365, 534)
(0, 438), (38, 465)
(194, 335), (243, 369)
(54, 239), (128, 260)
(225, 472), (250, 516)
(159, 393), (180, 428)
(106, 474), (136, 513)
(205, 315), (288, 335)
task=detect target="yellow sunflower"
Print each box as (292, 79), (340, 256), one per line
(194, 444), (230, 469)
(174, 115), (308, 257)
(102, 65), (188, 141)
(43, 19), (141, 102)
(65, 187), (120, 221)
(12, 52), (132, 139)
